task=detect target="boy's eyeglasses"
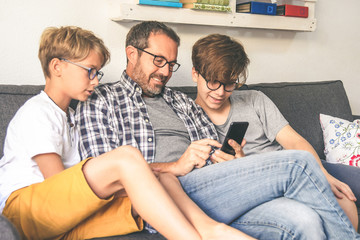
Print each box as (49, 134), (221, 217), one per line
(133, 46), (180, 72)
(198, 72), (239, 92)
(60, 58), (104, 81)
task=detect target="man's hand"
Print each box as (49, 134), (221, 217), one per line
(173, 139), (222, 176)
(210, 139), (246, 163)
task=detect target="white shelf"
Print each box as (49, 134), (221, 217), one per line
(111, 1), (317, 32)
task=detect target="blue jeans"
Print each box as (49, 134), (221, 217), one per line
(231, 197), (325, 240)
(178, 150), (359, 239)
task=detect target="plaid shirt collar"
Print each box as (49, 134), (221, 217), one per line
(120, 71), (179, 101)
(120, 71), (142, 97)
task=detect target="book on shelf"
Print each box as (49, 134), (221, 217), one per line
(180, 0), (229, 5)
(139, 0), (183, 8)
(149, 0), (180, 2)
(236, 1), (276, 15)
(276, 4), (308, 18)
(183, 3), (231, 11)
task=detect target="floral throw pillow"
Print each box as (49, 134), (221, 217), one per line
(320, 113), (360, 167)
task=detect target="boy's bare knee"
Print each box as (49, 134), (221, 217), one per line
(111, 146), (144, 163)
(111, 146), (150, 172)
(115, 145), (141, 156)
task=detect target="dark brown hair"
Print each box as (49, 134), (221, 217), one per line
(126, 21), (180, 52)
(192, 34), (249, 86)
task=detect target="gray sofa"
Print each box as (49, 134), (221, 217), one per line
(0, 80), (359, 239)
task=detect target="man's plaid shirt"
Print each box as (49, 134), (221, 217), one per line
(76, 71), (219, 162)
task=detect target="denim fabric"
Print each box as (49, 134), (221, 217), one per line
(179, 150), (359, 239)
(231, 197), (325, 240)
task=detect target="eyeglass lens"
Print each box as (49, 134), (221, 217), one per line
(153, 56), (179, 72)
(89, 68), (103, 81)
(207, 80), (237, 92)
(134, 46), (180, 72)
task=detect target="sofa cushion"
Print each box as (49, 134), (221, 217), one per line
(0, 214), (20, 240)
(245, 80), (353, 160)
(320, 113), (360, 166)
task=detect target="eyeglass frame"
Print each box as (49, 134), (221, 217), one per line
(197, 71), (239, 92)
(59, 58), (104, 81)
(133, 46), (180, 72)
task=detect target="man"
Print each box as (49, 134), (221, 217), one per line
(76, 21), (359, 239)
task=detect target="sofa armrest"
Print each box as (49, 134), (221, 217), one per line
(353, 115), (360, 120)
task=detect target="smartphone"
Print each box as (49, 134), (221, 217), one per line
(220, 122), (249, 155)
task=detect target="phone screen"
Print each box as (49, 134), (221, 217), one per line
(220, 122), (249, 155)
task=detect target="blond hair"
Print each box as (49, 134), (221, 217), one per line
(38, 26), (110, 78)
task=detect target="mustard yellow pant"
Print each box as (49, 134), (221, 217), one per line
(3, 159), (143, 240)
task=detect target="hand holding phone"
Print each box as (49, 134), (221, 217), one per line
(220, 122), (249, 155)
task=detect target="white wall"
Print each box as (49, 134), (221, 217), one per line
(1, 0), (359, 114)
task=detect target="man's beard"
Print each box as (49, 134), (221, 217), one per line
(133, 63), (167, 97)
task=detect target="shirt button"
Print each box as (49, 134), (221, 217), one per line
(148, 138), (153, 142)
(136, 87), (140, 92)
(145, 118), (149, 123)
(139, 102), (143, 107)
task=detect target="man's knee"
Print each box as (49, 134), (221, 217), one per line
(234, 213), (324, 240)
(291, 150), (316, 165)
(232, 198), (326, 240)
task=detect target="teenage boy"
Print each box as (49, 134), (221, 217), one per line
(191, 33), (359, 229)
(77, 21), (360, 239)
(0, 26), (249, 240)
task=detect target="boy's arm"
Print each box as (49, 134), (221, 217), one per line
(33, 153), (64, 179)
(276, 125), (356, 201)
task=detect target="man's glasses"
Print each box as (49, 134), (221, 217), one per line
(198, 72), (239, 92)
(134, 46), (180, 72)
(60, 58), (104, 81)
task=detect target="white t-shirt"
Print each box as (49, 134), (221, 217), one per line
(0, 91), (80, 212)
